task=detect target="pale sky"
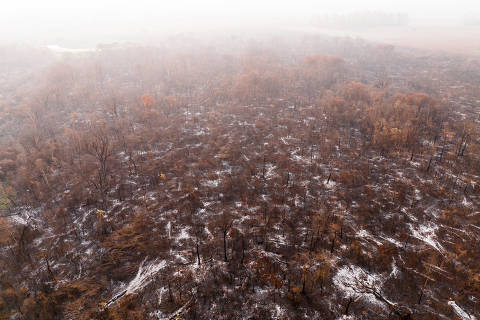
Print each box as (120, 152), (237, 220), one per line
(1, 0), (479, 44)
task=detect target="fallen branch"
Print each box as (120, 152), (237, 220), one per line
(164, 296), (195, 320)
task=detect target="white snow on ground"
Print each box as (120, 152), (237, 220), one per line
(156, 287), (168, 305)
(149, 310), (166, 320)
(390, 261), (400, 278)
(357, 229), (383, 245)
(402, 207), (418, 222)
(202, 179), (221, 188)
(414, 189), (422, 200)
(448, 301), (476, 320)
(380, 236), (403, 248)
(424, 204), (440, 218)
(290, 152), (309, 163)
(166, 221), (171, 238)
(125, 259), (167, 295)
(271, 232), (288, 246)
(202, 201), (215, 208)
(272, 304), (287, 319)
(106, 259), (167, 307)
(264, 164), (277, 179)
(409, 223), (445, 253)
(9, 215), (28, 225)
(333, 265), (387, 309)
(173, 252), (189, 264)
(177, 227), (190, 240)
(462, 197), (473, 208)
(410, 161), (421, 168)
(324, 179), (336, 189)
(7, 207), (41, 226)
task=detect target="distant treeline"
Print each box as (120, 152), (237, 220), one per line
(312, 11), (409, 29)
(464, 15), (480, 26)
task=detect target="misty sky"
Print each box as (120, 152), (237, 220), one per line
(1, 0), (479, 45)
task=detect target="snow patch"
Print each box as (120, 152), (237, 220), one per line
(177, 227), (190, 240)
(448, 301), (476, 320)
(202, 179), (220, 188)
(125, 259), (167, 295)
(324, 179), (336, 189)
(409, 223), (444, 253)
(272, 304), (287, 319)
(357, 229), (383, 245)
(381, 236), (403, 248)
(106, 259), (167, 307)
(264, 164), (277, 179)
(390, 261), (400, 278)
(9, 215), (28, 225)
(462, 197), (473, 208)
(333, 265), (387, 309)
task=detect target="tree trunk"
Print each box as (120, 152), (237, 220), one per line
(196, 240), (201, 265)
(330, 232), (336, 253)
(241, 237), (245, 265)
(223, 231), (228, 262)
(345, 297), (354, 315)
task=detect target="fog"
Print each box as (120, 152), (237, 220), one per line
(2, 1), (480, 320)
(1, 0), (479, 46)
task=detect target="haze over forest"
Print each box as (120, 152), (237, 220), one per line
(1, 1), (480, 320)
(2, 0), (480, 48)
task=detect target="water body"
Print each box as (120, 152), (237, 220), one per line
(46, 45), (96, 53)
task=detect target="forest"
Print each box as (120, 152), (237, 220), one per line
(0, 31), (479, 319)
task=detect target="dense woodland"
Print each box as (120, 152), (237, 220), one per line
(0, 32), (479, 319)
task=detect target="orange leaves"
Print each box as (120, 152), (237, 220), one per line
(291, 286), (302, 295)
(329, 96), (346, 109)
(443, 128), (456, 140)
(166, 96), (177, 107)
(0, 218), (12, 246)
(234, 71), (282, 104)
(305, 54), (344, 68)
(235, 72), (261, 101)
(141, 94), (155, 108)
(343, 82), (371, 104)
(405, 93), (436, 109)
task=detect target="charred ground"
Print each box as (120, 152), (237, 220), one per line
(0, 32), (479, 319)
